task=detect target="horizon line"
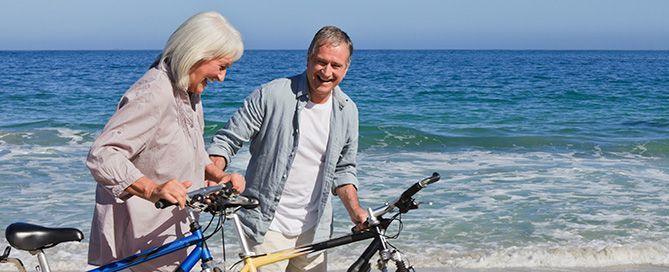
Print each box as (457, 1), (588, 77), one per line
(2, 48), (669, 52)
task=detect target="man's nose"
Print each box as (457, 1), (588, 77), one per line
(321, 64), (333, 76)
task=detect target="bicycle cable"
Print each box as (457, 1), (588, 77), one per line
(228, 258), (244, 271)
(383, 213), (404, 240)
(202, 212), (217, 233)
(203, 213), (224, 241)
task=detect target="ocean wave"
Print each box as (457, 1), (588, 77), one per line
(358, 124), (669, 157)
(326, 241), (669, 269)
(0, 128), (93, 147)
(444, 242), (669, 268)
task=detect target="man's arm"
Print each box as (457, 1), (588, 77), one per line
(336, 184), (367, 230)
(333, 101), (364, 228)
(207, 88), (265, 164)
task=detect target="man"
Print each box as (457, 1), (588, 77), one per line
(206, 26), (366, 271)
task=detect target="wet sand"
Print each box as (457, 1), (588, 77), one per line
(333, 265), (669, 272)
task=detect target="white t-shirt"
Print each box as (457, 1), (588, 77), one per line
(269, 94), (332, 235)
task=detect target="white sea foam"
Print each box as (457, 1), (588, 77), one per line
(4, 240), (669, 271)
(326, 241), (669, 269)
(449, 242), (669, 268)
(56, 128), (87, 145)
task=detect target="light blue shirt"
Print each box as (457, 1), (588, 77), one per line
(207, 72), (359, 243)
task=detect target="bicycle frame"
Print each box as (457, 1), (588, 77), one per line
(90, 210), (215, 272)
(230, 213), (388, 272)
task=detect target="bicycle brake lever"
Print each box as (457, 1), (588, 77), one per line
(414, 201), (433, 207)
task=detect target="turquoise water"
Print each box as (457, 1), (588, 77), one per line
(1, 50), (669, 269)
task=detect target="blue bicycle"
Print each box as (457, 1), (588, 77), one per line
(1, 184), (258, 272)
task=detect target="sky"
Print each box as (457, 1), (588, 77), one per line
(1, 0), (668, 50)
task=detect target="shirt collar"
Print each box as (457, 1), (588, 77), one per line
(296, 71), (348, 110)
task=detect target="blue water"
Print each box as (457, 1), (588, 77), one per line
(1, 50), (669, 270)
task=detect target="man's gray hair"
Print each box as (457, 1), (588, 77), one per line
(307, 26), (353, 64)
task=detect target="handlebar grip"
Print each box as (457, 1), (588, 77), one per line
(422, 172), (441, 185)
(400, 172), (440, 201)
(155, 199), (174, 209)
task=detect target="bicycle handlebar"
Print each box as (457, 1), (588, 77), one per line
(399, 172), (440, 202)
(370, 172), (440, 220)
(155, 182), (233, 209)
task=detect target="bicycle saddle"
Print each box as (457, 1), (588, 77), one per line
(5, 222), (84, 251)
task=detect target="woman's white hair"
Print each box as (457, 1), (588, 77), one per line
(156, 11), (244, 91)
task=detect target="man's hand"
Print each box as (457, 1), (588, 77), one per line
(209, 156), (227, 170)
(206, 172), (246, 193)
(349, 206), (368, 231)
(205, 160), (246, 193)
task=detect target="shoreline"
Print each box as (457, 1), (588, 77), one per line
(3, 265), (667, 272)
(332, 264), (669, 272)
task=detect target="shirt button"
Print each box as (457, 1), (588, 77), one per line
(282, 174), (287, 179)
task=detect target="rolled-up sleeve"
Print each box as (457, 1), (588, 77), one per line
(333, 103), (359, 192)
(208, 88), (264, 165)
(86, 87), (167, 200)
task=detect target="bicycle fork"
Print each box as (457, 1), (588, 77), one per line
(347, 226), (412, 272)
(375, 233), (412, 272)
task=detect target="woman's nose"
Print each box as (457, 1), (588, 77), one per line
(217, 70), (227, 82)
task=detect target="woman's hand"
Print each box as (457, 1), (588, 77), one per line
(151, 179), (193, 209)
(126, 177), (192, 209)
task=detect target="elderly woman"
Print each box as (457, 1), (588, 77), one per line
(85, 11), (245, 271)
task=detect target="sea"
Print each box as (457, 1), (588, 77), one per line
(1, 50), (669, 271)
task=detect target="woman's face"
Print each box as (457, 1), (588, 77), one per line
(188, 56), (234, 94)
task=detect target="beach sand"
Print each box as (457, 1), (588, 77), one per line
(331, 265), (669, 272)
(3, 259), (668, 271)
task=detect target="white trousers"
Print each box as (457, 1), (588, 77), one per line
(250, 228), (326, 272)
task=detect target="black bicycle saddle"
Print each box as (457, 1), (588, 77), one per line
(5, 222), (84, 251)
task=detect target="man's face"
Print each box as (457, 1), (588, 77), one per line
(306, 44), (350, 102)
